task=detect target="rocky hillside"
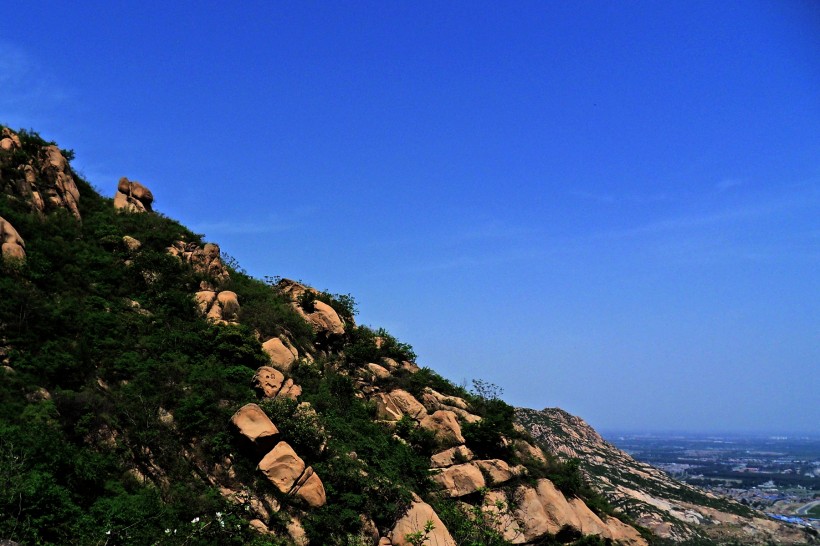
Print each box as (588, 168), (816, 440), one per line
(0, 125), (811, 546)
(516, 408), (816, 545)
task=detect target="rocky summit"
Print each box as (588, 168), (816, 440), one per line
(0, 125), (815, 546)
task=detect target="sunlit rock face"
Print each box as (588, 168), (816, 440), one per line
(114, 176), (154, 213)
(0, 128), (81, 219)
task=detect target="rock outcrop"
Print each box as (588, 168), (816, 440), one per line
(278, 279), (347, 336)
(195, 289), (240, 325)
(389, 497), (457, 546)
(515, 407), (813, 544)
(418, 410), (465, 447)
(489, 478), (646, 545)
(114, 177), (154, 213)
(0, 216), (26, 261)
(230, 403), (279, 448)
(261, 337), (298, 372)
(0, 127), (22, 151)
(167, 241), (230, 285)
(0, 128), (81, 219)
(258, 441), (326, 507)
(252, 366), (302, 401)
(432, 459), (523, 497)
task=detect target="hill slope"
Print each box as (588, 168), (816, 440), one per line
(0, 125), (813, 546)
(516, 407), (815, 545)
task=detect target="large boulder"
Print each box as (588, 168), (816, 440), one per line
(256, 442), (326, 507)
(293, 468), (327, 508)
(261, 337), (298, 372)
(307, 300), (345, 335)
(252, 366), (286, 398)
(0, 216), (25, 261)
(230, 403), (278, 448)
(418, 410), (465, 447)
(0, 127), (22, 151)
(390, 499), (456, 546)
(277, 278), (348, 335)
(258, 441), (306, 494)
(114, 177), (154, 213)
(366, 362), (391, 379)
(388, 390), (427, 419)
(195, 289), (239, 325)
(472, 459), (522, 486)
(421, 388), (481, 423)
(374, 392), (404, 421)
(431, 462), (486, 497)
(430, 445), (474, 468)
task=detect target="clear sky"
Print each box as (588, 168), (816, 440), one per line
(2, 1), (818, 434)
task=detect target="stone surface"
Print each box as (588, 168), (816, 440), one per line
(258, 441), (306, 494)
(374, 392), (404, 421)
(0, 127), (22, 150)
(252, 366), (286, 398)
(430, 445), (474, 468)
(167, 240), (230, 285)
(277, 378), (302, 400)
(293, 468), (327, 507)
(230, 403), (278, 446)
(248, 519), (271, 535)
(113, 177), (154, 213)
(216, 291), (240, 321)
(0, 216), (26, 261)
(0, 130), (80, 219)
(261, 337), (298, 372)
(367, 362), (391, 379)
(390, 499), (456, 546)
(418, 410), (465, 447)
(195, 290), (217, 314)
(498, 478), (648, 545)
(431, 462), (485, 497)
(473, 459), (520, 486)
(286, 515), (309, 546)
(195, 289), (239, 324)
(388, 389), (427, 419)
(307, 300), (345, 335)
(277, 278), (349, 336)
(122, 235), (141, 251)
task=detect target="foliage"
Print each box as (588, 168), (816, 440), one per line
(275, 363), (433, 541)
(224, 271), (315, 351)
(343, 325), (417, 368)
(404, 519), (435, 546)
(460, 380), (519, 460)
(297, 288), (357, 324)
(432, 487), (518, 546)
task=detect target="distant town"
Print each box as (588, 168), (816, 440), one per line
(605, 432), (820, 531)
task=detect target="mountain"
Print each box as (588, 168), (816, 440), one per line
(516, 408), (815, 545)
(0, 125), (814, 546)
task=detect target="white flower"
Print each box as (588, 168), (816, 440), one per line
(191, 516), (200, 524)
(215, 511), (222, 518)
(165, 529), (171, 534)
(105, 530), (111, 535)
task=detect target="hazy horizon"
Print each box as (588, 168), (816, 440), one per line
(3, 2), (818, 433)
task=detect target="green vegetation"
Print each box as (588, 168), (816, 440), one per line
(343, 325), (417, 367)
(285, 362), (432, 543)
(432, 487), (518, 546)
(1, 126), (737, 546)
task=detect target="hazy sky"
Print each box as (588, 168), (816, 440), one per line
(2, 2), (818, 434)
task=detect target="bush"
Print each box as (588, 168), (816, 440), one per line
(343, 325), (416, 368)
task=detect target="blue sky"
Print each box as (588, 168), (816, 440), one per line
(3, 1), (818, 433)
